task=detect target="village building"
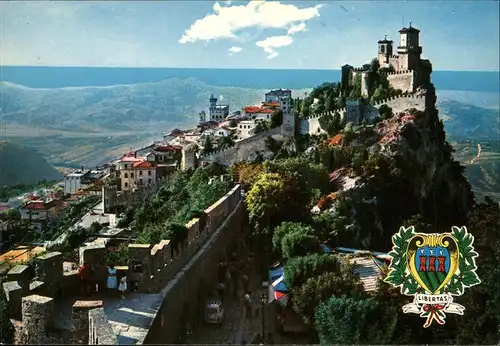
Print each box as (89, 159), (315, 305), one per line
(214, 126), (232, 137)
(265, 89), (292, 114)
(18, 199), (63, 222)
(243, 106), (274, 121)
(64, 169), (91, 195)
(236, 120), (256, 141)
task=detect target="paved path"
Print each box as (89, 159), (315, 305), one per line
(102, 293), (163, 345)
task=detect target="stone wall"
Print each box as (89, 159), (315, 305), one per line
(300, 94), (427, 135)
(386, 70), (417, 93)
(201, 127), (283, 165)
(299, 108), (347, 135)
(89, 308), (118, 345)
(143, 186), (247, 344)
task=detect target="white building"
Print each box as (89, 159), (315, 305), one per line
(237, 120), (256, 140)
(64, 170), (90, 195)
(243, 106), (274, 121)
(215, 126), (232, 137)
(265, 89), (292, 114)
(19, 200), (60, 222)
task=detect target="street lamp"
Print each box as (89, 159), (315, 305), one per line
(260, 292), (268, 344)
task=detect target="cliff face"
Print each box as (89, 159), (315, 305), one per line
(315, 85), (474, 251)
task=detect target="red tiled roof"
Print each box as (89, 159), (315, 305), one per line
(244, 106), (274, 114)
(261, 101), (281, 107)
(154, 145), (181, 152)
(132, 161), (154, 169)
(22, 200), (58, 210)
(168, 128), (184, 136)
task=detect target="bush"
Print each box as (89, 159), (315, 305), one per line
(315, 296), (397, 344)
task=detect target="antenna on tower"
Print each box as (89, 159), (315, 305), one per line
(402, 15), (405, 27)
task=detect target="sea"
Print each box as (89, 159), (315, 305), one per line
(1, 66), (499, 94)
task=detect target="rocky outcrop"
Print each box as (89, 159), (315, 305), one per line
(317, 85), (474, 251)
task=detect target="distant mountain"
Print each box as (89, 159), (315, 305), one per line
(437, 99), (500, 201)
(0, 78), (287, 133)
(438, 99), (500, 141)
(0, 141), (63, 186)
(1, 78), (308, 167)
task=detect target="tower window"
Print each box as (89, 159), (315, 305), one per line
(381, 45), (386, 54)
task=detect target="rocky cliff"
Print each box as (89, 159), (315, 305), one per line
(311, 84), (474, 251)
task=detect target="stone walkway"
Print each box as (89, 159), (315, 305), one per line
(102, 293), (163, 345)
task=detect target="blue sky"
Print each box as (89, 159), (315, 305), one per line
(2, 1), (499, 71)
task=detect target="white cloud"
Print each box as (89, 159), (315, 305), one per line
(228, 46), (243, 55)
(256, 35), (293, 59)
(287, 22), (306, 35)
(179, 1), (322, 44)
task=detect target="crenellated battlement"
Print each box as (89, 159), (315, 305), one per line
(372, 93), (425, 106)
(383, 69), (415, 76)
(303, 107), (347, 121)
(352, 67), (368, 72)
(2, 184), (243, 345)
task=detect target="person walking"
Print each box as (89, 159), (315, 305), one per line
(78, 262), (91, 296)
(244, 291), (252, 317)
(217, 281), (225, 302)
(107, 264), (118, 293)
(118, 275), (128, 299)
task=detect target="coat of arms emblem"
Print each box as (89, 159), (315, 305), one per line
(384, 226), (481, 327)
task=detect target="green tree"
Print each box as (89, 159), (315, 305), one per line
(281, 230), (320, 261)
(315, 296), (397, 345)
(272, 222), (314, 255)
(202, 136), (215, 155)
(292, 269), (362, 324)
(218, 136), (235, 150)
(284, 253), (341, 290)
(453, 198), (500, 344)
(378, 104), (393, 120)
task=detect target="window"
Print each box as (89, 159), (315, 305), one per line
(381, 45), (386, 54)
(139, 171), (143, 176)
(148, 171), (151, 176)
(148, 178), (152, 184)
(131, 173), (134, 178)
(125, 182), (128, 188)
(139, 178), (143, 184)
(124, 173), (128, 178)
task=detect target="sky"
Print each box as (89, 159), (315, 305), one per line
(1, 1), (499, 71)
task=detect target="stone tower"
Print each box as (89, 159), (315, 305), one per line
(377, 35), (393, 67)
(199, 110), (206, 124)
(281, 109), (296, 136)
(181, 143), (198, 171)
(397, 23), (422, 71)
(209, 94), (217, 120)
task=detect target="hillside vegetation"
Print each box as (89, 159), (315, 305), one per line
(0, 141), (63, 186)
(231, 82), (498, 344)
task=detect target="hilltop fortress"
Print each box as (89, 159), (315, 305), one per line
(204, 24), (434, 164)
(342, 23), (432, 95)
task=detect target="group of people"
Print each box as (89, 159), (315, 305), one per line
(78, 263), (128, 299)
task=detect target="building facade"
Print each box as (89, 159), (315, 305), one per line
(237, 120), (256, 140)
(209, 94), (230, 122)
(64, 170), (91, 195)
(265, 89), (292, 114)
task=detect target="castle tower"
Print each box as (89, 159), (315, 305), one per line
(397, 23), (422, 71)
(377, 35), (393, 67)
(199, 110), (206, 124)
(209, 94), (218, 121)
